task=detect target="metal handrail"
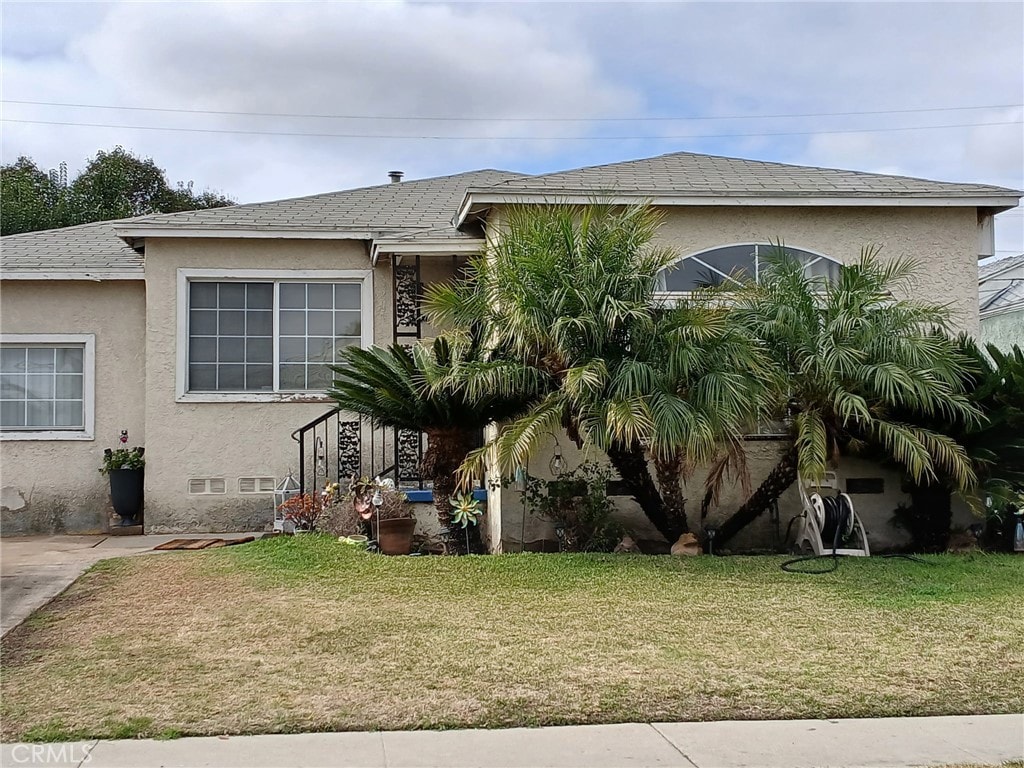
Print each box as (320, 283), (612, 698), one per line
(290, 408), (339, 443)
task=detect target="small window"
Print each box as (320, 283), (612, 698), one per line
(659, 244), (840, 293)
(0, 335), (94, 440)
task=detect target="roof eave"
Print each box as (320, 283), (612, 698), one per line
(1, 270), (144, 281)
(113, 225), (376, 242)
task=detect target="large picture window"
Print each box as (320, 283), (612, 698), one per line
(659, 244), (840, 293)
(182, 271), (370, 397)
(0, 334), (95, 440)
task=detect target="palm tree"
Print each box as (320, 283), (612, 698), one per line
(712, 249), (979, 548)
(328, 336), (536, 551)
(892, 339), (1024, 550)
(425, 203), (768, 542)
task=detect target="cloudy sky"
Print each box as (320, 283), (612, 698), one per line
(2, 1), (1022, 256)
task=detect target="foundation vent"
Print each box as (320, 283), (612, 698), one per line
(238, 477), (276, 494)
(188, 478), (227, 495)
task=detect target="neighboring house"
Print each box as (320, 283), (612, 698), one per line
(1, 151), (1020, 551)
(979, 253), (1024, 351)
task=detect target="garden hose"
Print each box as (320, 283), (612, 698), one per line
(781, 493), (929, 574)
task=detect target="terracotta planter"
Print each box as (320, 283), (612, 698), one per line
(373, 517), (416, 555)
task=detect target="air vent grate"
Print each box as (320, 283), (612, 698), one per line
(239, 477), (275, 494)
(188, 478), (227, 495)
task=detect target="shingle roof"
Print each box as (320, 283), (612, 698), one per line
(122, 169), (524, 232)
(980, 254), (1024, 314)
(1, 169), (525, 277)
(0, 219), (144, 276)
(4, 152), (1020, 279)
(979, 252), (1024, 281)
(483, 150), (1021, 198)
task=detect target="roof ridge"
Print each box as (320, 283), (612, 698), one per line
(1, 214), (149, 240)
(491, 148), (1020, 193)
(125, 168), (530, 226)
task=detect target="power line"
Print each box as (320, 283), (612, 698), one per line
(2, 98), (1021, 123)
(1, 117), (1019, 141)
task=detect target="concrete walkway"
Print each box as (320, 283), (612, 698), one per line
(1, 715), (1021, 768)
(0, 533), (259, 637)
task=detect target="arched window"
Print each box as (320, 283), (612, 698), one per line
(658, 244), (841, 292)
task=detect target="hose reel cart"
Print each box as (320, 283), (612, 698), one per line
(792, 472), (871, 557)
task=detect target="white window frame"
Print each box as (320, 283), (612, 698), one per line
(0, 333), (96, 441)
(176, 268), (374, 403)
(655, 242), (840, 299)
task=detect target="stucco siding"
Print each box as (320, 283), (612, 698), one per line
(141, 239), (460, 532)
(0, 280), (146, 534)
(142, 239), (373, 531)
(654, 205), (980, 334)
(981, 310), (1023, 351)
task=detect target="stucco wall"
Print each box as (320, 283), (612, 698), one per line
(142, 239), (459, 532)
(0, 280), (146, 534)
(496, 434), (977, 554)
(981, 310), (1023, 351)
(653, 205), (980, 334)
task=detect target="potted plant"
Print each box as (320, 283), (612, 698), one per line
(99, 430), (145, 527)
(277, 483), (338, 533)
(350, 476), (415, 555)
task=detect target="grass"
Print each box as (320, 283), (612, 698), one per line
(1, 535), (1021, 741)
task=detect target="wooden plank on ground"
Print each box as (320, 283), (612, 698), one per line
(180, 539), (220, 550)
(153, 539), (192, 551)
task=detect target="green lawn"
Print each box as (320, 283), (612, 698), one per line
(1, 536), (1021, 741)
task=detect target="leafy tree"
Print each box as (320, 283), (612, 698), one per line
(712, 250), (979, 548)
(425, 204), (769, 542)
(1, 147), (234, 235)
(0, 157), (74, 234)
(328, 337), (536, 552)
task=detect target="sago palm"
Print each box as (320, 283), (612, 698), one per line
(426, 203), (768, 541)
(328, 336), (535, 550)
(713, 248), (979, 547)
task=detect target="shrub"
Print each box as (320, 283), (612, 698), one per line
(524, 462), (624, 552)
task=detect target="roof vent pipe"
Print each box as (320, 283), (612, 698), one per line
(388, 170), (404, 184)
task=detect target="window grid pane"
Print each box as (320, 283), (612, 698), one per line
(188, 280), (362, 394)
(188, 282), (273, 392)
(277, 282), (361, 392)
(0, 345), (85, 431)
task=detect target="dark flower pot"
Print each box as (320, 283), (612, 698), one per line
(373, 517), (416, 555)
(109, 468), (144, 527)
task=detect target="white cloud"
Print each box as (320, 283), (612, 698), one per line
(1, 1), (1021, 253)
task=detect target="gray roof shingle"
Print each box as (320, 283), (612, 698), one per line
(481, 150), (1021, 198)
(3, 152), (1020, 278)
(0, 219), (144, 276)
(979, 252), (1024, 281)
(121, 169), (524, 232)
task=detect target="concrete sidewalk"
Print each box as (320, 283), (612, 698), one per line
(2, 715), (1021, 768)
(0, 533), (259, 636)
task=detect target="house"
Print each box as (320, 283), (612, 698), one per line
(1, 151), (1020, 550)
(979, 253), (1024, 351)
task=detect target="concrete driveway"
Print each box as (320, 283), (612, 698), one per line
(1, 533), (258, 637)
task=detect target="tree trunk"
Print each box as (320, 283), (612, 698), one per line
(653, 450), (690, 535)
(606, 442), (684, 543)
(714, 444), (799, 549)
(421, 428), (477, 554)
